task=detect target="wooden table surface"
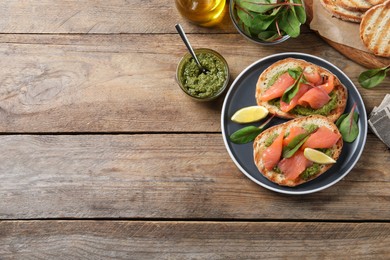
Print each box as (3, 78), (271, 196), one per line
(0, 1), (389, 259)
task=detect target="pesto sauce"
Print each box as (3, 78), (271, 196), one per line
(181, 53), (227, 98)
(266, 67), (300, 88)
(300, 163), (320, 180)
(300, 148), (332, 180)
(264, 133), (278, 147)
(291, 92), (338, 116)
(303, 123), (318, 133)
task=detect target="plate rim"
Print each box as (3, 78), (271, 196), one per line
(221, 52), (368, 195)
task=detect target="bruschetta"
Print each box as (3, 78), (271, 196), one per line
(253, 115), (343, 187)
(255, 58), (348, 122)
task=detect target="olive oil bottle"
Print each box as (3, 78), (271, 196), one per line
(175, 0), (226, 27)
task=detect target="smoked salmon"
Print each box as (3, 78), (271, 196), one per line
(283, 126), (306, 147)
(278, 150), (313, 181)
(302, 126), (341, 149)
(253, 115), (343, 187)
(297, 86), (330, 109)
(318, 74), (334, 94)
(280, 83), (311, 112)
(261, 130), (284, 171)
(256, 58), (348, 123)
(260, 72), (295, 102)
(304, 69), (322, 85)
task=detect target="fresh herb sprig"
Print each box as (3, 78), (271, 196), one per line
(229, 115), (275, 144)
(233, 0), (306, 42)
(358, 65), (390, 89)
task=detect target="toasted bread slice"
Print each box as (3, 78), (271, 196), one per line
(366, 0), (385, 5)
(360, 0), (390, 57)
(321, 0), (364, 22)
(253, 115), (343, 187)
(255, 58), (348, 122)
(337, 0), (373, 12)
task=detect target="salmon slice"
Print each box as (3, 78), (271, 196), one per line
(260, 72), (295, 101)
(317, 74), (334, 94)
(262, 130), (284, 171)
(283, 126), (307, 147)
(278, 150), (313, 181)
(302, 126), (341, 149)
(297, 86), (330, 109)
(280, 83), (311, 112)
(304, 69), (322, 85)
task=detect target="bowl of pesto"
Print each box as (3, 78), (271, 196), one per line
(176, 48), (230, 101)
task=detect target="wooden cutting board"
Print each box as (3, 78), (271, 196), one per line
(304, 0), (389, 69)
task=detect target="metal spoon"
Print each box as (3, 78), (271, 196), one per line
(175, 23), (208, 74)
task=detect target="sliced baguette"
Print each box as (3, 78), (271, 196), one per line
(360, 0), (390, 57)
(366, 0), (385, 5)
(253, 115), (343, 187)
(337, 0), (373, 12)
(320, 0), (364, 22)
(255, 58), (348, 122)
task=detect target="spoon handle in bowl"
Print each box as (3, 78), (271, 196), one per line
(175, 24), (202, 68)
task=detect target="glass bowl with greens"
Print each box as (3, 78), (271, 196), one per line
(229, 0), (306, 45)
(176, 48), (230, 101)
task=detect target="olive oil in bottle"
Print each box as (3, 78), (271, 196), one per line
(175, 0), (226, 27)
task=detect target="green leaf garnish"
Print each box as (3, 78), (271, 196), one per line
(338, 103), (359, 143)
(233, 0), (306, 42)
(281, 68), (304, 104)
(229, 115), (275, 144)
(358, 65), (390, 89)
(282, 125), (318, 158)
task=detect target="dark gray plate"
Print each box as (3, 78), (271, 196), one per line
(221, 52), (367, 194)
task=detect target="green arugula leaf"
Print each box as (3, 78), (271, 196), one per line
(358, 65), (390, 89)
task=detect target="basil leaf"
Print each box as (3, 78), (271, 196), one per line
(358, 65), (390, 89)
(282, 134), (310, 158)
(339, 104), (359, 142)
(292, 0), (306, 24)
(278, 8), (301, 37)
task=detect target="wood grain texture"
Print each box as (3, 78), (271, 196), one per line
(0, 0), (234, 34)
(0, 221), (389, 259)
(0, 33), (387, 133)
(0, 134), (388, 220)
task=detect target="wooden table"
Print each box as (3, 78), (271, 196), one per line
(0, 1), (389, 258)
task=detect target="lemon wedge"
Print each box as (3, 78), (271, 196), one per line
(231, 106), (269, 123)
(303, 148), (336, 164)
